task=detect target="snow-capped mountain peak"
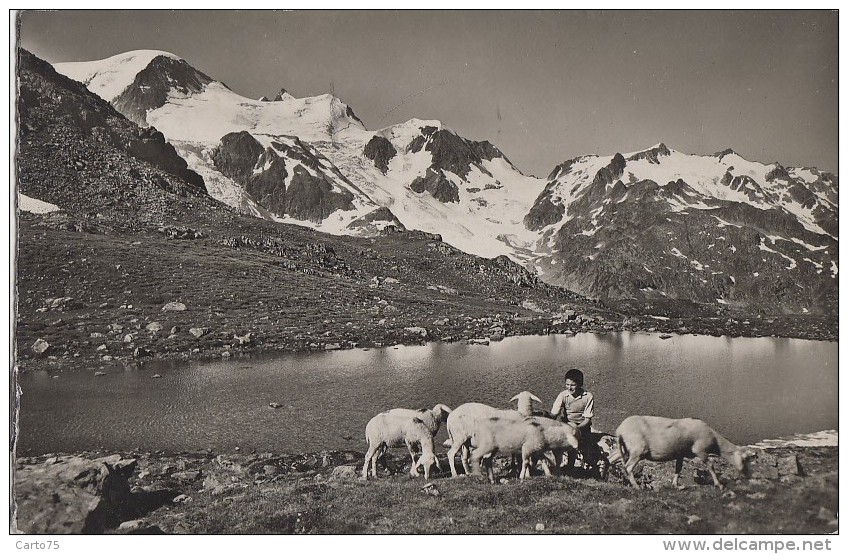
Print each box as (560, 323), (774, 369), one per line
(55, 49), (182, 102)
(373, 118), (449, 150)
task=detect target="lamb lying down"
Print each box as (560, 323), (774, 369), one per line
(616, 415), (752, 490)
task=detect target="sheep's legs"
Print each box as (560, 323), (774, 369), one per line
(469, 450), (486, 479)
(539, 457), (553, 477)
(623, 456), (641, 488)
(485, 457), (496, 484)
(460, 445), (472, 475)
(447, 440), (463, 477)
(547, 450), (564, 476)
(672, 457), (685, 489)
(362, 443), (382, 479)
(704, 458), (724, 489)
(405, 441), (420, 476)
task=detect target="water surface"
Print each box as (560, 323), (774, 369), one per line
(16, 333), (838, 455)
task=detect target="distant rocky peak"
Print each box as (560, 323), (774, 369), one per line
(547, 159), (576, 181)
(627, 143), (671, 164)
(273, 88), (295, 102)
(765, 163), (792, 182)
(592, 153), (627, 187)
(111, 55), (215, 127)
(405, 125), (510, 179)
(713, 147), (738, 161)
(317, 93), (365, 129)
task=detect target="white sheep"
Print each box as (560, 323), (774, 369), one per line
(509, 391), (543, 417)
(361, 404), (451, 480)
(507, 391), (547, 472)
(445, 402), (525, 477)
(616, 415), (752, 490)
(528, 415), (581, 471)
(467, 416), (580, 483)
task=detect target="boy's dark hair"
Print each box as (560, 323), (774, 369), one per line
(564, 368), (584, 387)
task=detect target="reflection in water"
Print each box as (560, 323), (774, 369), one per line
(17, 333), (837, 455)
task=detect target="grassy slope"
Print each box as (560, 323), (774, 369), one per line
(14, 208), (603, 371)
(49, 446), (833, 534)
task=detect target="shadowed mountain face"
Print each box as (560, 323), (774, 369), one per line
(529, 146), (838, 315)
(211, 131), (361, 223)
(16, 49), (207, 223)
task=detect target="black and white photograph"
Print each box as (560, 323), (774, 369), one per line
(8, 8), (839, 542)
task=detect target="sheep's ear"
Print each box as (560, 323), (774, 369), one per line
(530, 393), (542, 404)
(509, 394), (520, 403)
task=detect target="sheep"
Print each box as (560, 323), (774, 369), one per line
(616, 415), (752, 490)
(467, 416), (580, 483)
(529, 415), (581, 471)
(361, 412), (439, 480)
(509, 391), (543, 417)
(509, 391), (617, 479)
(507, 391), (547, 472)
(445, 402), (525, 477)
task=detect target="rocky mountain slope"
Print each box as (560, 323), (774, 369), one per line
(17, 49), (207, 222)
(530, 145), (838, 314)
(50, 50), (838, 316)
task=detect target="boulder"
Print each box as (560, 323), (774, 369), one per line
(189, 327), (207, 338)
(145, 322), (163, 333)
(747, 449), (780, 480)
(133, 347), (153, 358)
(161, 302), (187, 312)
(14, 455), (137, 534)
(31, 338), (49, 355)
(404, 327), (428, 338)
(776, 454), (803, 476)
(330, 465), (358, 481)
(45, 297), (73, 309)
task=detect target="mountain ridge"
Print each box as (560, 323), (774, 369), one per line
(47, 49), (838, 315)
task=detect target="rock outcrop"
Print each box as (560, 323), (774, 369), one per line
(363, 135), (397, 174)
(212, 131), (357, 222)
(14, 455), (138, 533)
(409, 169), (460, 203)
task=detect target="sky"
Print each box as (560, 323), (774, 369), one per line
(17, 9), (839, 176)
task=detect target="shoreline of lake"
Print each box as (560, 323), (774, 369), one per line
(15, 312), (838, 375)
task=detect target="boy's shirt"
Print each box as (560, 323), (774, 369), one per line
(551, 389), (594, 425)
